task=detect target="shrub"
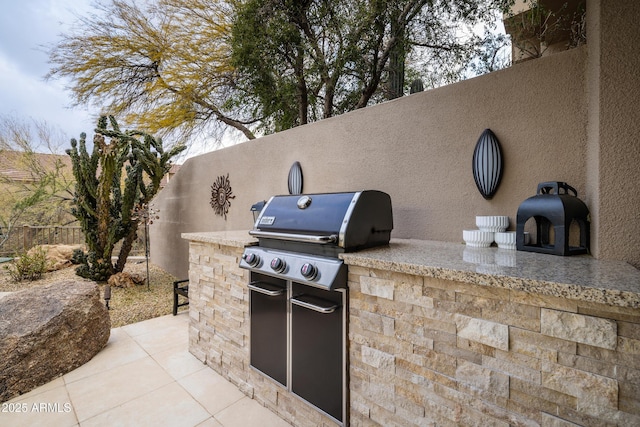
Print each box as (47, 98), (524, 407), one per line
(71, 248), (87, 265)
(75, 264), (90, 279)
(7, 247), (51, 282)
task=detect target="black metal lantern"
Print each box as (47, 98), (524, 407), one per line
(516, 182), (590, 256)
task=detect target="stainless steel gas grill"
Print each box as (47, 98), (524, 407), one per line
(239, 190), (393, 425)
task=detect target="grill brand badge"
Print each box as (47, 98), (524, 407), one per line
(297, 195), (312, 209)
(259, 216), (276, 225)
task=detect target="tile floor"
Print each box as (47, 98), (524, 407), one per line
(1, 312), (291, 427)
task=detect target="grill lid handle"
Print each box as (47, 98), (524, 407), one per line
(248, 230), (337, 244)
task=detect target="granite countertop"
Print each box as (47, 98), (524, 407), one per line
(341, 239), (640, 309)
(182, 231), (640, 309)
(181, 230), (257, 248)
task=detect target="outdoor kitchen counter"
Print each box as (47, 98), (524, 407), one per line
(340, 238), (640, 309)
(181, 230), (257, 248)
(182, 231), (640, 426)
(180, 231), (640, 308)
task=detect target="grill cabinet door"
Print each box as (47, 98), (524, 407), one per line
(291, 284), (344, 422)
(249, 275), (287, 386)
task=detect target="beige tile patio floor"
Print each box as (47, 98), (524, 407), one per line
(1, 312), (291, 427)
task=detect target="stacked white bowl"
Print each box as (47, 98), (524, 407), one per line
(494, 230), (517, 250)
(463, 216), (514, 249)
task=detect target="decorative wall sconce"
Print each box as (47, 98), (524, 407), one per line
(288, 161), (303, 195)
(472, 129), (503, 199)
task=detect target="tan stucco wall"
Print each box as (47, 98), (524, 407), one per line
(152, 47), (594, 279)
(585, 0), (640, 270)
(153, 0), (640, 277)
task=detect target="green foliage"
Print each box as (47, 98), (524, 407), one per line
(7, 247), (51, 282)
(75, 264), (90, 279)
(47, 0), (254, 142)
(74, 251), (112, 281)
(0, 116), (75, 253)
(71, 248), (87, 265)
(504, 0), (586, 61)
(48, 0), (512, 141)
(230, 0), (513, 133)
(67, 115), (185, 281)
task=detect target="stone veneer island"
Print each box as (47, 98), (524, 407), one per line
(183, 231), (640, 427)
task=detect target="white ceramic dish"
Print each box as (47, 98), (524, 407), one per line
(495, 231), (516, 250)
(463, 230), (494, 248)
(476, 216), (509, 232)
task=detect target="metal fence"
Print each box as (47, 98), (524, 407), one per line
(0, 225), (84, 256)
(0, 224), (146, 258)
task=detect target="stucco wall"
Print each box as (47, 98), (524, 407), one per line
(151, 47), (592, 279)
(585, 0), (640, 270)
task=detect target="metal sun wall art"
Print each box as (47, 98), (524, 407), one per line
(472, 129), (504, 200)
(210, 173), (235, 220)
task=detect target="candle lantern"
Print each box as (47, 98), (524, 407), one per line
(516, 182), (590, 256)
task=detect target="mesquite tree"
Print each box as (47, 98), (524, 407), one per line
(67, 116), (185, 281)
(48, 0), (511, 140)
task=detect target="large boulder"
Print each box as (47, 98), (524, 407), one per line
(27, 244), (83, 271)
(0, 281), (110, 402)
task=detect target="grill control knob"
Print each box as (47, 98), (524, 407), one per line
(300, 263), (317, 280)
(243, 252), (261, 268)
(270, 257), (286, 273)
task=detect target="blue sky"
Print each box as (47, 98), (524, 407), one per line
(0, 0), (96, 150)
(0, 0), (229, 158)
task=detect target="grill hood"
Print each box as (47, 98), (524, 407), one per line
(251, 190), (393, 253)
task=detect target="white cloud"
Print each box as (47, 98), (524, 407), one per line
(0, 0), (96, 149)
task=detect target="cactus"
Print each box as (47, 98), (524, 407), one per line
(67, 116), (185, 281)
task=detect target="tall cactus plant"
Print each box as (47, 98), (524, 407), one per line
(67, 116), (185, 281)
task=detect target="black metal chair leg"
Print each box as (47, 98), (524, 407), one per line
(173, 279), (189, 316)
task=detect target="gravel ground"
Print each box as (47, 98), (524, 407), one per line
(0, 259), (181, 328)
